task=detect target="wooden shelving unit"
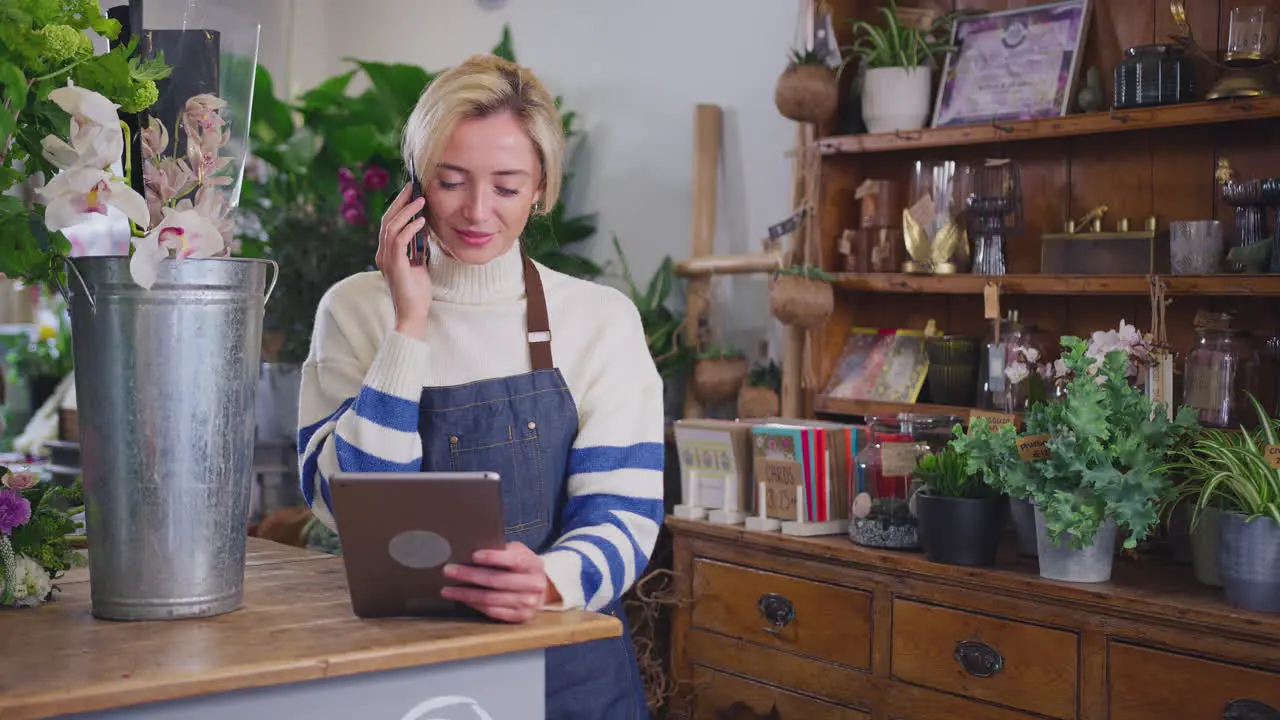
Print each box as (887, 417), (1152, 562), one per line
(806, 0), (1280, 423)
(812, 395), (1024, 424)
(834, 273), (1280, 296)
(817, 96), (1280, 155)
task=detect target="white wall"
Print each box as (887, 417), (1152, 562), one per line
(288, 0), (801, 359)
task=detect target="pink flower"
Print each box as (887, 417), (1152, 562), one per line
(342, 187), (361, 205)
(2, 472), (36, 491)
(342, 204), (367, 225)
(0, 488), (32, 536)
(363, 166), (390, 191)
(338, 168), (356, 189)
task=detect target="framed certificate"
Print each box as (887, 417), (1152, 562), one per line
(931, 0), (1092, 128)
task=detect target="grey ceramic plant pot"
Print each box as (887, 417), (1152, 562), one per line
(1190, 505), (1224, 587)
(1219, 512), (1280, 614)
(1034, 507), (1118, 583)
(1010, 497), (1039, 557)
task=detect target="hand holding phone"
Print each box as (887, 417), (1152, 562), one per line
(407, 158), (430, 267)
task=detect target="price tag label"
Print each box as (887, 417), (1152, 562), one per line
(970, 409), (1017, 428)
(1017, 434), (1052, 462)
(1265, 444), (1280, 470)
(983, 282), (1000, 319)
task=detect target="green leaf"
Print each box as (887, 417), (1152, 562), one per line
(297, 70), (356, 113)
(491, 24), (516, 62)
(249, 64), (295, 144)
(345, 60), (432, 126)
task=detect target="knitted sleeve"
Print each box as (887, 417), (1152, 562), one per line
(296, 290), (428, 530)
(539, 299), (666, 612)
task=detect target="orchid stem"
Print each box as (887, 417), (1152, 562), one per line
(31, 57), (90, 84)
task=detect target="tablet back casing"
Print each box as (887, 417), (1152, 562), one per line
(330, 472), (506, 618)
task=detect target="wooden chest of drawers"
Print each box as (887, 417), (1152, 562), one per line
(668, 518), (1280, 720)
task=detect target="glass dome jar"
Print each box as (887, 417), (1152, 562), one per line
(1183, 326), (1261, 428)
(850, 414), (957, 549)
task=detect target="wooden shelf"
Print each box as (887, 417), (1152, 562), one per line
(834, 273), (1280, 296)
(817, 96), (1280, 155)
(813, 395), (1023, 425)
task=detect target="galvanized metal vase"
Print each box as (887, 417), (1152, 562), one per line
(65, 256), (277, 621)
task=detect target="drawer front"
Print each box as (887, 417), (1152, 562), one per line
(890, 599), (1078, 720)
(1109, 642), (1280, 720)
(692, 666), (869, 720)
(691, 558), (873, 671)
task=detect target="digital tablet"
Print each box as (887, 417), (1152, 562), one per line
(329, 471), (506, 619)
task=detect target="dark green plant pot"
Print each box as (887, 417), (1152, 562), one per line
(1219, 512), (1280, 613)
(918, 492), (1006, 567)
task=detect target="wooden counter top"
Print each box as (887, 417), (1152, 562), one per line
(0, 538), (621, 720)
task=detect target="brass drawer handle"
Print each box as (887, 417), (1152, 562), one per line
(1224, 699), (1279, 720)
(757, 593), (795, 635)
(954, 639), (1003, 678)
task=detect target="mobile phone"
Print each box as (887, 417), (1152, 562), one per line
(407, 158), (429, 266)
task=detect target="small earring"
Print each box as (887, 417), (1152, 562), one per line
(532, 200), (544, 215)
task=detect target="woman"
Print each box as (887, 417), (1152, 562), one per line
(296, 54), (663, 719)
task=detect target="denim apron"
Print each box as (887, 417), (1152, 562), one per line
(416, 249), (649, 720)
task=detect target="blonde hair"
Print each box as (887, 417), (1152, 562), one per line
(401, 54), (564, 212)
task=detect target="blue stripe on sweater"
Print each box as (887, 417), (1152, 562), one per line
(570, 533), (628, 605)
(298, 397), (355, 455)
(334, 433), (421, 473)
(352, 385), (420, 434)
(567, 443), (664, 475)
(555, 545), (604, 607)
(561, 493), (663, 594)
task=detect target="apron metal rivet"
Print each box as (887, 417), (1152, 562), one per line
(528, 421), (536, 430)
(449, 436), (458, 444)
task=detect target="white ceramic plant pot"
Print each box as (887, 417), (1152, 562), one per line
(861, 65), (933, 134)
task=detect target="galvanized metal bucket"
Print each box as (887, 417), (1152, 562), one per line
(64, 256), (277, 620)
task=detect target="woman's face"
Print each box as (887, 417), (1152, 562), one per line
(424, 112), (542, 265)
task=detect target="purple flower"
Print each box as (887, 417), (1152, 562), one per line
(342, 204), (367, 225)
(342, 187), (361, 205)
(363, 166), (390, 191)
(0, 488), (32, 536)
(338, 167), (356, 189)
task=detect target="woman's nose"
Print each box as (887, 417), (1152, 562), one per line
(461, 188), (488, 222)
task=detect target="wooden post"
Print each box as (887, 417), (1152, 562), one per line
(780, 123), (809, 418)
(681, 104), (723, 420)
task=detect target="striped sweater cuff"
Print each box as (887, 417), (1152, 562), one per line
(365, 331), (431, 402)
(541, 549), (586, 612)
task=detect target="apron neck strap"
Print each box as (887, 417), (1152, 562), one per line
(521, 248), (554, 371)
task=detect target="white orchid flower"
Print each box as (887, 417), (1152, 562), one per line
(37, 165), (149, 232)
(40, 81), (125, 171)
(129, 208), (226, 289)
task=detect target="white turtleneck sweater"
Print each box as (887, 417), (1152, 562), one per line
(296, 241), (665, 612)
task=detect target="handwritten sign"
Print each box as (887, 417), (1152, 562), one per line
(1265, 444), (1280, 470)
(760, 458), (803, 520)
(1017, 434), (1052, 462)
(970, 410), (1017, 428)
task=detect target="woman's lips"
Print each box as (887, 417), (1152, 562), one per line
(454, 229), (494, 246)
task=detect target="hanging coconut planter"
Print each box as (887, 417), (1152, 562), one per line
(737, 359), (782, 418)
(770, 265), (835, 329)
(693, 345), (749, 405)
(775, 49), (839, 124)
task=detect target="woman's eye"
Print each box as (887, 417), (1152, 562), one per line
(495, 187), (519, 197)
(438, 180), (463, 191)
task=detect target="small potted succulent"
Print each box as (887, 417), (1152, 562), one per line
(737, 359), (781, 419)
(693, 344), (748, 406)
(769, 265), (835, 330)
(774, 48), (839, 125)
(914, 442), (1005, 567)
(1172, 393), (1280, 613)
(840, 1), (957, 133)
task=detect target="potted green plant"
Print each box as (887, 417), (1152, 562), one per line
(914, 442), (1005, 567)
(840, 1), (957, 134)
(770, 265), (835, 330)
(1172, 394), (1280, 612)
(957, 331), (1198, 583)
(738, 359), (781, 419)
(774, 48), (838, 125)
(693, 344), (747, 406)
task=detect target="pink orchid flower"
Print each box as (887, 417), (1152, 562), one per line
(37, 165), (150, 232)
(129, 207), (227, 289)
(39, 81), (125, 171)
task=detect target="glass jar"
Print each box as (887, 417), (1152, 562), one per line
(850, 414), (955, 550)
(1113, 44), (1195, 109)
(1183, 327), (1261, 428)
